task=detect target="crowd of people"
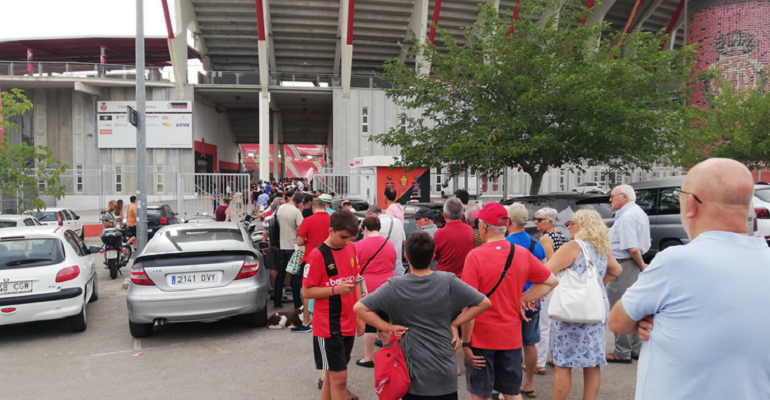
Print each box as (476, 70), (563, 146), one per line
(234, 159), (770, 400)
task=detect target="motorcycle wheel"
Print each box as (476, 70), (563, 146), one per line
(109, 260), (118, 280)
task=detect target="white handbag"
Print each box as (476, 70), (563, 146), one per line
(548, 240), (606, 324)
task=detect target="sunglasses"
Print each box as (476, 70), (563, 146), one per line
(533, 218), (546, 223)
(565, 221), (572, 227)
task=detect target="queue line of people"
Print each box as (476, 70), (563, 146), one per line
(273, 157), (770, 400)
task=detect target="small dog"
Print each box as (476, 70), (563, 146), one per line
(267, 308), (303, 330)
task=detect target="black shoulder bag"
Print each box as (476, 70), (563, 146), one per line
(486, 242), (515, 297)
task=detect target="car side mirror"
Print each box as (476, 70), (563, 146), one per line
(256, 241), (270, 251)
(89, 246), (101, 254)
(76, 215), (81, 220)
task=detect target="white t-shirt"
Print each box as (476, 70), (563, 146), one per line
(378, 215), (406, 275)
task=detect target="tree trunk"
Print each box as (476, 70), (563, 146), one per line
(526, 167), (547, 196)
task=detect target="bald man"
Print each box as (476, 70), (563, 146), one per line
(608, 158), (770, 400)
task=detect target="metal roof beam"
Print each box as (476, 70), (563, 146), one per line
(632, 0), (668, 32)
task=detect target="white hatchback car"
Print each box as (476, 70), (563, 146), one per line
(572, 182), (609, 194)
(27, 208), (84, 239)
(0, 215), (43, 228)
(0, 226), (98, 332)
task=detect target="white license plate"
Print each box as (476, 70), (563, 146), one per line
(148, 229), (153, 233)
(106, 250), (118, 259)
(168, 271), (222, 286)
(0, 281), (32, 295)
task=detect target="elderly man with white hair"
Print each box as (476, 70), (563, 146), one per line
(606, 184), (651, 364)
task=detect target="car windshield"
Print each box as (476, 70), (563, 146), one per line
(755, 188), (770, 203)
(0, 221), (17, 228)
(0, 238), (65, 269)
(146, 228), (244, 253)
(31, 212), (57, 222)
(575, 202), (615, 219)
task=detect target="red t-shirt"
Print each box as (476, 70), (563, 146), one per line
(297, 212), (330, 262)
(462, 240), (552, 350)
(302, 243), (360, 338)
(434, 220), (475, 278)
(355, 236), (396, 293)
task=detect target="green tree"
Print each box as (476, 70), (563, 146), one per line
(0, 89), (67, 212)
(679, 71), (770, 170)
(372, 0), (697, 194)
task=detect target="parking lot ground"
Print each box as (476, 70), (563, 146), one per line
(0, 239), (639, 400)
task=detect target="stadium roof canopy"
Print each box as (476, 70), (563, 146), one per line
(0, 37), (199, 66)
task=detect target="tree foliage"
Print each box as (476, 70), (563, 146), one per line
(678, 70), (770, 170)
(1, 89), (68, 212)
(372, 0), (697, 194)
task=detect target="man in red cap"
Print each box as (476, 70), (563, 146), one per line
(461, 203), (559, 400)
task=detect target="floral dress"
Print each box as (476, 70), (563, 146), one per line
(550, 241), (610, 368)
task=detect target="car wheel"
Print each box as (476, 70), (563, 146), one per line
(89, 275), (99, 303)
(248, 300), (268, 328)
(660, 240), (683, 251)
(129, 320), (154, 338)
(69, 297), (87, 333)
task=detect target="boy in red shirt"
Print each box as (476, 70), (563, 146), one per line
(461, 203), (559, 400)
(302, 210), (363, 400)
(294, 199), (333, 332)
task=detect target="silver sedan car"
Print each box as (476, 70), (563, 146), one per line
(126, 222), (270, 338)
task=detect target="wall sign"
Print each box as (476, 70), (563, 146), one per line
(97, 101), (193, 149)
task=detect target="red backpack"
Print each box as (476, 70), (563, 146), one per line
(374, 336), (411, 400)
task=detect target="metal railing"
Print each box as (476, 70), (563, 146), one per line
(0, 60), (389, 89)
(0, 61), (168, 82)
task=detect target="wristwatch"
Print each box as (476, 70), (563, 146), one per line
(462, 341), (472, 348)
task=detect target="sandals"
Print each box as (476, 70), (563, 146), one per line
(316, 379), (359, 400)
(535, 367), (546, 375)
(522, 390), (537, 398)
(606, 354), (633, 364)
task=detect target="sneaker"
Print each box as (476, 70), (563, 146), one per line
(291, 324), (312, 333)
(375, 338), (383, 347)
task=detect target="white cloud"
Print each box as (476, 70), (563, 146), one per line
(0, 0), (176, 41)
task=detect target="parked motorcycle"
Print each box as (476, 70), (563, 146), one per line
(100, 223), (133, 279)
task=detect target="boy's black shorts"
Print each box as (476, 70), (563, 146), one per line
(313, 334), (355, 372)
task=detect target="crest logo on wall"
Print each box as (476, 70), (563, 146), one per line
(703, 30), (767, 108)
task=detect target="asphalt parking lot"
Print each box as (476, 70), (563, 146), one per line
(0, 238), (639, 400)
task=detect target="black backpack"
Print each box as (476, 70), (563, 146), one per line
(268, 207), (281, 246)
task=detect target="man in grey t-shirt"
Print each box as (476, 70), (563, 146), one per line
(274, 192), (304, 310)
(355, 231), (491, 398)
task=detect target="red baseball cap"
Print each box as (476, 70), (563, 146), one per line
(478, 203), (509, 226)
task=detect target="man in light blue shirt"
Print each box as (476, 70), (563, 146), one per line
(257, 191), (269, 210)
(504, 203), (547, 397)
(606, 184), (651, 363)
(609, 158), (770, 400)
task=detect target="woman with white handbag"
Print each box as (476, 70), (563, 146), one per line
(544, 210), (622, 400)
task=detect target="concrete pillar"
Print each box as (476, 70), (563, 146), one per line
(687, 0), (769, 109)
(272, 111), (281, 179)
(259, 92), (270, 181)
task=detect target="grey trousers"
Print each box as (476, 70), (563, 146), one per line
(606, 258), (642, 360)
